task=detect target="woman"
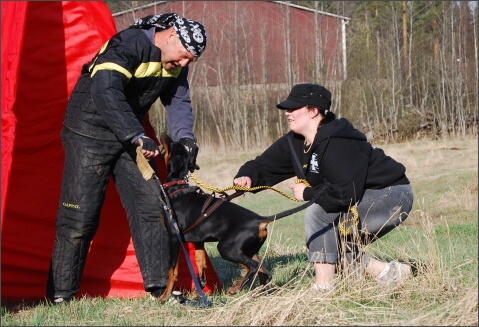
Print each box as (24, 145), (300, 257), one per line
(233, 83), (414, 291)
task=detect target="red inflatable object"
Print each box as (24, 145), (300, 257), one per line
(1, 1), (221, 301)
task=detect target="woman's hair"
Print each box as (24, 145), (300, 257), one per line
(307, 105), (336, 127)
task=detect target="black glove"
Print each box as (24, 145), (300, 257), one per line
(134, 136), (158, 152)
(179, 137), (200, 172)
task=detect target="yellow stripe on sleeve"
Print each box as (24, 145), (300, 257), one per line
(90, 62), (183, 80)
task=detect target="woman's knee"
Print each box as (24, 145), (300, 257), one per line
(357, 185), (413, 236)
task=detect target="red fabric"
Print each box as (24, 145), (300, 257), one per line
(1, 1), (26, 220)
(1, 1), (221, 301)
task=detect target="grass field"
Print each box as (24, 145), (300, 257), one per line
(2, 137), (477, 326)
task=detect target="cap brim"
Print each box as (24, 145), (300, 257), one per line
(276, 100), (305, 110)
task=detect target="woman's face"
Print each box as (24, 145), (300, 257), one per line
(284, 106), (313, 134)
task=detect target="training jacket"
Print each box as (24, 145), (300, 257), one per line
(63, 27), (195, 143)
(235, 118), (410, 213)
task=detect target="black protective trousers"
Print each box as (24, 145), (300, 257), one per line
(46, 128), (169, 299)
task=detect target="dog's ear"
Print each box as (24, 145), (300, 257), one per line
(167, 155), (186, 180)
(163, 138), (190, 181)
(159, 134), (173, 171)
(166, 141), (190, 181)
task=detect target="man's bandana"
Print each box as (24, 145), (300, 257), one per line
(131, 13), (207, 57)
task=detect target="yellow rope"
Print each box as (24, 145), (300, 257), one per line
(339, 205), (359, 236)
(188, 174), (311, 202)
(185, 174), (358, 293)
(189, 174), (357, 235)
(296, 179), (311, 187)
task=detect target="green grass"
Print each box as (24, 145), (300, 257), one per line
(2, 137), (477, 326)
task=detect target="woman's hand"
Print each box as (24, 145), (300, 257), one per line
(233, 176), (252, 188)
(289, 178), (307, 201)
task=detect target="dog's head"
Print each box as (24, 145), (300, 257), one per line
(159, 133), (190, 182)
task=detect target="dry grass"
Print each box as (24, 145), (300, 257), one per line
(2, 136), (477, 326)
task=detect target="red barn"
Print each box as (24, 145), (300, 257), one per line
(113, 1), (350, 86)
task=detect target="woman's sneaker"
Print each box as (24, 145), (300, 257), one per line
(311, 283), (334, 292)
(376, 261), (412, 285)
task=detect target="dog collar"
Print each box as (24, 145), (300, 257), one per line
(162, 180), (188, 189)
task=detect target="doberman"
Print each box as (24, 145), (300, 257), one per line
(154, 134), (314, 303)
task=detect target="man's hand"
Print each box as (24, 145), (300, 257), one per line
(179, 138), (200, 172)
(134, 136), (159, 159)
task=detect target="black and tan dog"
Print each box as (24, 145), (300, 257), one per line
(154, 134), (313, 303)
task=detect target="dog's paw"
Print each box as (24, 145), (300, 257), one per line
(226, 281), (243, 295)
(226, 287), (239, 296)
(198, 274), (207, 289)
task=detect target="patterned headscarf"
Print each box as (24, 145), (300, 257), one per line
(131, 13), (207, 57)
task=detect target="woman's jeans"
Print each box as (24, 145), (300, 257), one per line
(304, 184), (414, 265)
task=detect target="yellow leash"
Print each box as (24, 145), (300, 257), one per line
(189, 174), (310, 202)
(189, 174), (358, 235)
(338, 205), (359, 236)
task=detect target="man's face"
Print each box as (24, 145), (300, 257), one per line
(161, 31), (198, 71)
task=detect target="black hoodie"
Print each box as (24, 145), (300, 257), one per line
(235, 118), (409, 213)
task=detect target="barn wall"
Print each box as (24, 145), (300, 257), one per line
(113, 1), (345, 86)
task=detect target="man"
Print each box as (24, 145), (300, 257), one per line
(46, 13), (206, 304)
